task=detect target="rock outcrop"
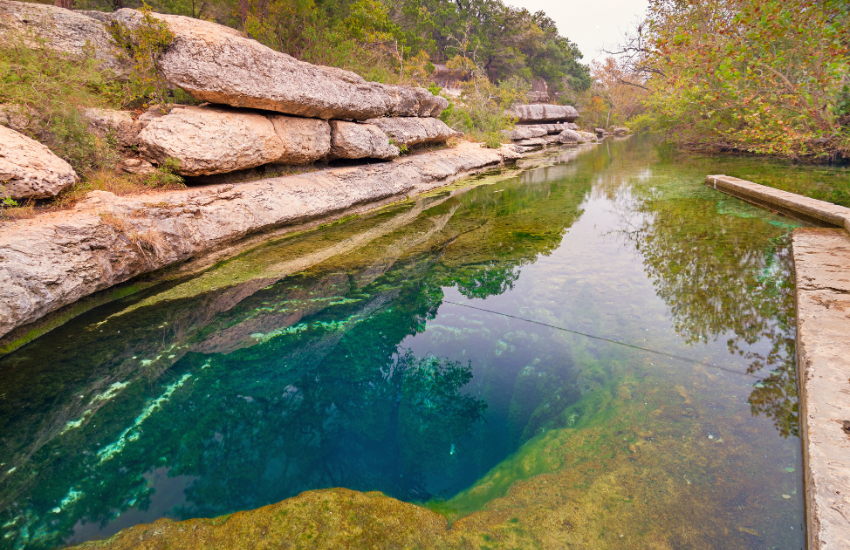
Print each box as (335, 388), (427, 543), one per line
(611, 126), (631, 136)
(577, 131), (598, 143)
(137, 105), (290, 176)
(112, 9), (447, 120)
(329, 121), (399, 160)
(365, 117), (455, 147)
(0, 0), (125, 74)
(269, 115), (332, 164)
(0, 124), (78, 199)
(558, 129), (587, 144)
(0, 142), (512, 340)
(504, 126), (548, 141)
(82, 108), (140, 147)
(0, 104), (31, 133)
(508, 104), (579, 123)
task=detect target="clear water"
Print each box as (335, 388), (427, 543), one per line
(0, 137), (805, 549)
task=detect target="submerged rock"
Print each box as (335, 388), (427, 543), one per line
(0, 124), (78, 199)
(329, 120), (399, 160)
(365, 117), (456, 147)
(0, 142), (508, 339)
(112, 9), (447, 120)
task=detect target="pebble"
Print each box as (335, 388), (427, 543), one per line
(782, 494), (791, 499)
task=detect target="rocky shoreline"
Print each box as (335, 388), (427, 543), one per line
(0, 0), (607, 348)
(0, 141), (531, 348)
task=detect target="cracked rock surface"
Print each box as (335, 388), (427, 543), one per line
(0, 124), (78, 199)
(112, 9), (447, 120)
(793, 228), (850, 550)
(0, 0), (126, 75)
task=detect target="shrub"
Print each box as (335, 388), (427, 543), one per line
(109, 2), (176, 109)
(0, 34), (126, 173)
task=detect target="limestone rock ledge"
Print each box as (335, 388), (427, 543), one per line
(0, 142), (509, 340)
(0, 0), (126, 75)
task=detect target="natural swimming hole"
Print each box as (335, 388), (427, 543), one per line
(0, 138), (809, 548)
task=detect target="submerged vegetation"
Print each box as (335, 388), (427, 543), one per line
(0, 138), (807, 549)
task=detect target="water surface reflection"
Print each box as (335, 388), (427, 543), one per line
(0, 138), (805, 549)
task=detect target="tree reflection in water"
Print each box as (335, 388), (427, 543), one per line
(615, 188), (799, 437)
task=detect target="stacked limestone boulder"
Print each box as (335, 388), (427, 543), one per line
(501, 104), (587, 148)
(0, 0), (457, 186)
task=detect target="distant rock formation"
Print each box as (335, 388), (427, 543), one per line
(508, 104), (580, 123)
(365, 117), (457, 147)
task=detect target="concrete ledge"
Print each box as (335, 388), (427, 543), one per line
(706, 174), (850, 232)
(793, 228), (850, 550)
(705, 175), (850, 548)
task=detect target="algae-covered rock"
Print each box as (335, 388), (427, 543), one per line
(72, 488), (449, 549)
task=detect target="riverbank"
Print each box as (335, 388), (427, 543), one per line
(0, 141), (539, 352)
(705, 175), (850, 550)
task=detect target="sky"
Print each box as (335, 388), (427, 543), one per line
(505, 0), (650, 63)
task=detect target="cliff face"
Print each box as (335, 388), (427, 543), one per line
(0, 142), (513, 342)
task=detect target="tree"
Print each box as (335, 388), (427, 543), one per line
(612, 0), (850, 159)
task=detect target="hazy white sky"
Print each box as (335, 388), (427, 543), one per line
(505, 0), (649, 63)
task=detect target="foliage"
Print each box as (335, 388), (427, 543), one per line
(110, 2), (176, 109)
(616, 0), (850, 160)
(0, 35), (125, 173)
(438, 72), (525, 147)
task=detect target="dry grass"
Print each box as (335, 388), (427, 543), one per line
(55, 168), (186, 209)
(98, 211), (168, 261)
(0, 203), (37, 220)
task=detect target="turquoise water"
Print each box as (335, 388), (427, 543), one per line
(0, 138), (804, 549)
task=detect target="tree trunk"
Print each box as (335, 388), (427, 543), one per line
(55, 0), (74, 9)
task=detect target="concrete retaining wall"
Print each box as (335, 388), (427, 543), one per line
(706, 174), (850, 550)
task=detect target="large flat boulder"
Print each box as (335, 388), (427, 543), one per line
(504, 126), (548, 141)
(112, 9), (447, 120)
(508, 104), (579, 123)
(0, 124), (78, 199)
(365, 117), (455, 147)
(0, 0), (125, 75)
(329, 121), (399, 160)
(137, 105), (287, 176)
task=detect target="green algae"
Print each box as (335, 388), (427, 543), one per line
(0, 137), (809, 549)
